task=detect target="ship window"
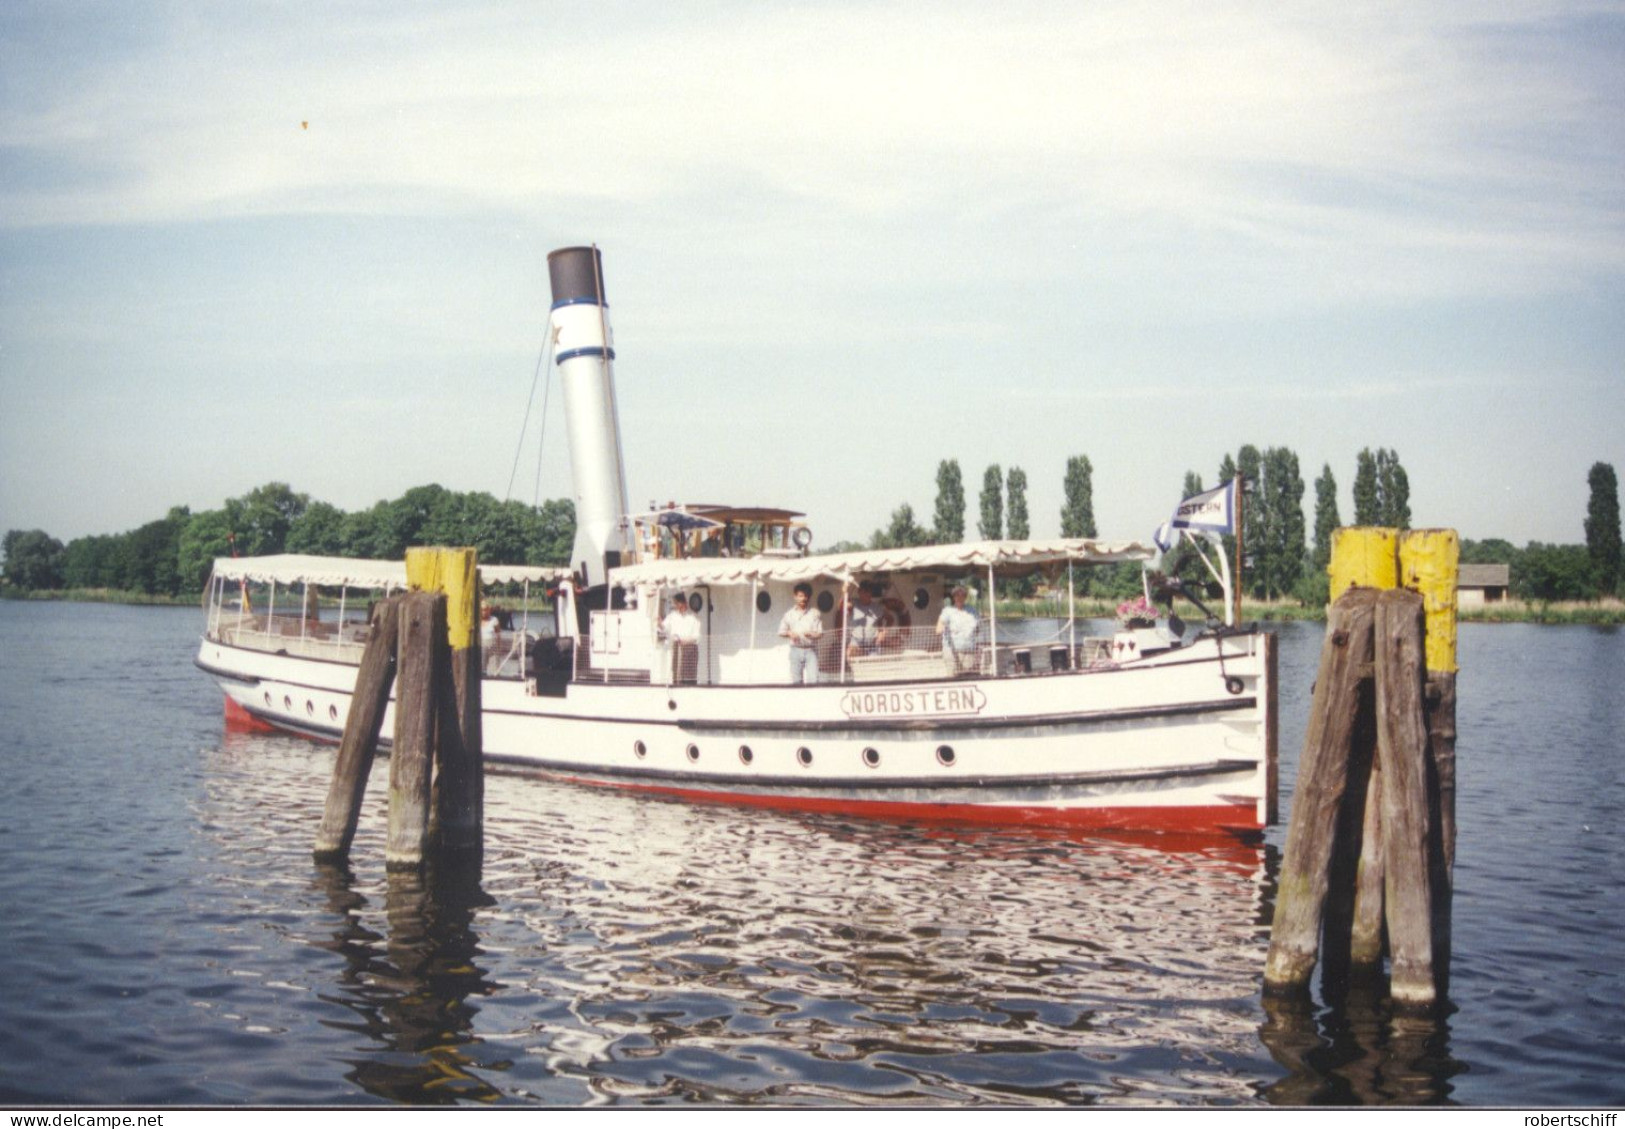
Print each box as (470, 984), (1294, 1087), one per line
(756, 591), (772, 614)
(862, 747), (881, 768)
(936, 745), (957, 767)
(633, 740), (647, 758)
(329, 704), (339, 722)
(797, 746), (813, 767)
(914, 587), (930, 610)
(738, 745), (754, 765)
(816, 591), (834, 614)
(688, 592), (703, 613)
(264, 692), (272, 708)
(306, 700), (315, 717)
(283, 695), (292, 711)
(686, 743), (701, 762)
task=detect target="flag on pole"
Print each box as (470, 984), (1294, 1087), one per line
(1153, 480), (1236, 550)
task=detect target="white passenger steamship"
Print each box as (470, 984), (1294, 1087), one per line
(196, 247), (1277, 834)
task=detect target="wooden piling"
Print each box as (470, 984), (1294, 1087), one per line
(1375, 587), (1435, 1009)
(1348, 757), (1387, 968)
(405, 546), (484, 857)
(1264, 586), (1379, 994)
(314, 595), (401, 861)
(387, 590), (443, 870)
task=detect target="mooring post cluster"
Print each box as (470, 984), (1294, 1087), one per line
(1265, 527), (1459, 1009)
(313, 546), (484, 869)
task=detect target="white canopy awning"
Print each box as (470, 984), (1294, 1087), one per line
(606, 538), (1153, 590)
(209, 553), (569, 589)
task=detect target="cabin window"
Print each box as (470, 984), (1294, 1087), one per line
(862, 747), (881, 768)
(914, 587), (930, 610)
(756, 591), (772, 613)
(936, 745), (957, 767)
(738, 745), (754, 765)
(329, 705), (339, 722)
(633, 740), (647, 758)
(686, 743), (701, 762)
(688, 592), (703, 613)
(816, 591), (835, 614)
(797, 746), (814, 767)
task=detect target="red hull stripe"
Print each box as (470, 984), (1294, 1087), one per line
(223, 695), (279, 733)
(542, 769), (1261, 833)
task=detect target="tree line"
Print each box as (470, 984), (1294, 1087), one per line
(830, 451), (1622, 604)
(1, 483), (575, 598)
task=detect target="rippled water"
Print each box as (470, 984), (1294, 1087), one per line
(0, 602), (1620, 1106)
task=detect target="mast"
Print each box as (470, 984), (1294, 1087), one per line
(547, 245), (632, 588)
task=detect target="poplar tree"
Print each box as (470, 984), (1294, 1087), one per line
(1312, 463), (1340, 574)
(1261, 447), (1306, 598)
(979, 464), (1004, 541)
(1060, 456), (1097, 539)
(932, 459), (966, 544)
(1376, 448), (1411, 528)
(1237, 446), (1264, 597)
(1353, 449), (1380, 525)
(1006, 467), (1030, 541)
(1586, 461), (1621, 597)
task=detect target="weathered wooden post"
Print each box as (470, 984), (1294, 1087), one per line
(1264, 586), (1379, 993)
(405, 546), (483, 857)
(1375, 587), (1435, 1008)
(314, 594), (402, 861)
(387, 590), (443, 869)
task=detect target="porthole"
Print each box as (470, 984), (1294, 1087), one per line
(936, 745), (957, 767)
(914, 587), (930, 611)
(633, 740), (647, 758)
(306, 700), (315, 717)
(263, 692), (273, 708)
(756, 591), (772, 614)
(329, 704), (339, 722)
(688, 592), (704, 613)
(738, 745), (754, 765)
(283, 695), (293, 711)
(816, 590), (835, 614)
(862, 747), (881, 769)
(686, 743), (701, 762)
(797, 746), (814, 767)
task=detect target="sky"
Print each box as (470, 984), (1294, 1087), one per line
(2, 1), (1622, 552)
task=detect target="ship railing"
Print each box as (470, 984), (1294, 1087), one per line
(211, 613), (371, 663)
(607, 623), (1123, 688)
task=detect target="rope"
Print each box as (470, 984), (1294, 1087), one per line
(506, 322), (557, 506)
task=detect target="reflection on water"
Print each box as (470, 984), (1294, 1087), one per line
(204, 730), (1281, 1105)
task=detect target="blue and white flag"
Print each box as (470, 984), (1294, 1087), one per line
(1153, 480), (1236, 550)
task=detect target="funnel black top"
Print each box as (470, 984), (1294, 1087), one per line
(548, 246), (607, 307)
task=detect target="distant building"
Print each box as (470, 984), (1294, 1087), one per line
(1458, 563), (1510, 607)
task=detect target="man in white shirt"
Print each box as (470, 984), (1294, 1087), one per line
(779, 583), (824, 684)
(937, 584), (980, 675)
(660, 594), (701, 684)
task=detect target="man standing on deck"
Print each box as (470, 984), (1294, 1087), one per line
(779, 582), (824, 683)
(660, 594), (701, 684)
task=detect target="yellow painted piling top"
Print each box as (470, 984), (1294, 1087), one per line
(405, 546), (479, 650)
(1399, 529), (1460, 674)
(1328, 527), (1399, 597)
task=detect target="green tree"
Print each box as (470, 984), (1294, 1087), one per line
(122, 507), (190, 596)
(870, 503), (930, 549)
(933, 460), (965, 544)
(1006, 467), (1030, 541)
(1260, 447), (1306, 599)
(1060, 456), (1096, 539)
(1312, 463), (1340, 575)
(2, 529), (65, 590)
(531, 499), (576, 565)
(230, 482), (309, 556)
(286, 501), (347, 556)
(1376, 448), (1411, 528)
(1235, 446), (1264, 597)
(978, 465), (1003, 541)
(1353, 449), (1380, 525)
(1515, 542), (1594, 601)
(1585, 462), (1621, 597)
(177, 509), (236, 592)
(1182, 471), (1204, 500)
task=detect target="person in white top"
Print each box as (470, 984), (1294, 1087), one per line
(936, 584), (980, 675)
(779, 582), (823, 684)
(660, 594), (702, 684)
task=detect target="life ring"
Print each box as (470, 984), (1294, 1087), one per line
(791, 526), (813, 550)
